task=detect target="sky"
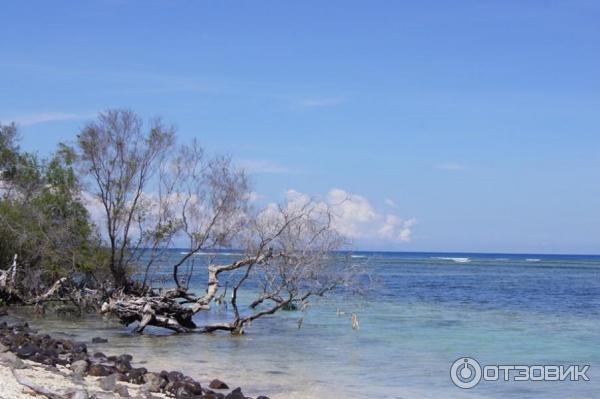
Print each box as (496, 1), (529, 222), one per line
(1, 1), (599, 254)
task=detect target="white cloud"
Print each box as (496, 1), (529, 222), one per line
(81, 191), (105, 225)
(435, 162), (466, 171)
(6, 112), (91, 126)
(384, 198), (398, 208)
(239, 159), (297, 174)
(378, 215), (417, 242)
(246, 191), (264, 202)
(278, 188), (416, 244)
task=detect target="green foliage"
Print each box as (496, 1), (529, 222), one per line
(0, 123), (107, 294)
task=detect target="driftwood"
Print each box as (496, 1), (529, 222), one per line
(11, 368), (68, 399)
(102, 292), (196, 333)
(101, 250), (273, 334)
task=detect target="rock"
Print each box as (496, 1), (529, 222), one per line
(209, 379), (229, 390)
(127, 367), (147, 384)
(99, 373), (117, 391)
(62, 340), (74, 351)
(72, 352), (88, 362)
(225, 387), (245, 399)
(256, 396), (271, 399)
(0, 343), (9, 353)
(118, 354), (133, 362)
(115, 359), (132, 373)
(92, 337), (108, 343)
(166, 371), (183, 382)
(165, 379), (203, 398)
(114, 385), (130, 397)
(14, 343), (40, 358)
(30, 353), (56, 366)
(143, 372), (167, 392)
(72, 342), (87, 354)
(88, 364), (111, 377)
(71, 359), (89, 375)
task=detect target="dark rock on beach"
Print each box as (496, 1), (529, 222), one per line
(225, 387), (246, 399)
(127, 367), (147, 384)
(209, 379), (229, 389)
(0, 321), (271, 399)
(92, 336), (108, 343)
(143, 372), (168, 392)
(88, 363), (111, 376)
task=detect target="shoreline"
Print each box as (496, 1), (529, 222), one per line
(0, 319), (269, 399)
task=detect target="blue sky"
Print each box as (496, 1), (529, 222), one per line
(1, 1), (599, 253)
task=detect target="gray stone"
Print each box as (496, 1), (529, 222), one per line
(71, 359), (89, 375)
(114, 385), (130, 397)
(99, 373), (117, 391)
(142, 372), (167, 392)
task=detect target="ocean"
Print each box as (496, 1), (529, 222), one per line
(12, 251), (600, 398)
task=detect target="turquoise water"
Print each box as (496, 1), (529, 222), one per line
(11, 252), (600, 398)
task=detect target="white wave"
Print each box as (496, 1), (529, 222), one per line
(433, 257), (471, 263)
(525, 258), (541, 262)
(350, 255), (366, 259)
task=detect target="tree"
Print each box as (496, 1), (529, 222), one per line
(77, 109), (176, 289)
(0, 123), (102, 304)
(78, 109), (360, 334)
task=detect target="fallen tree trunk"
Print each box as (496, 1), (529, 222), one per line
(101, 293), (197, 333)
(12, 369), (69, 399)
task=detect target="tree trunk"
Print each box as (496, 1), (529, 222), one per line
(101, 294), (196, 333)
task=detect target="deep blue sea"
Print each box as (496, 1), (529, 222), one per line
(13, 251), (600, 398)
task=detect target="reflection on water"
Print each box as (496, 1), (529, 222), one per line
(7, 252), (600, 398)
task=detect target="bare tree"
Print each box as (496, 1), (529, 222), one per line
(80, 109), (360, 334)
(77, 110), (175, 289)
(102, 194), (358, 334)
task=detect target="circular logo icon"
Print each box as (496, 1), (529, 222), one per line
(450, 357), (482, 389)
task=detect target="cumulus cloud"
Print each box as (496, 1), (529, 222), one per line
(281, 188), (416, 244)
(384, 198), (398, 208)
(83, 185), (417, 246)
(5, 112), (92, 126)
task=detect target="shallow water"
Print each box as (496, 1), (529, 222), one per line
(10, 252), (600, 398)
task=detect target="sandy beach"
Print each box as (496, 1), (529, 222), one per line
(0, 358), (171, 399)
